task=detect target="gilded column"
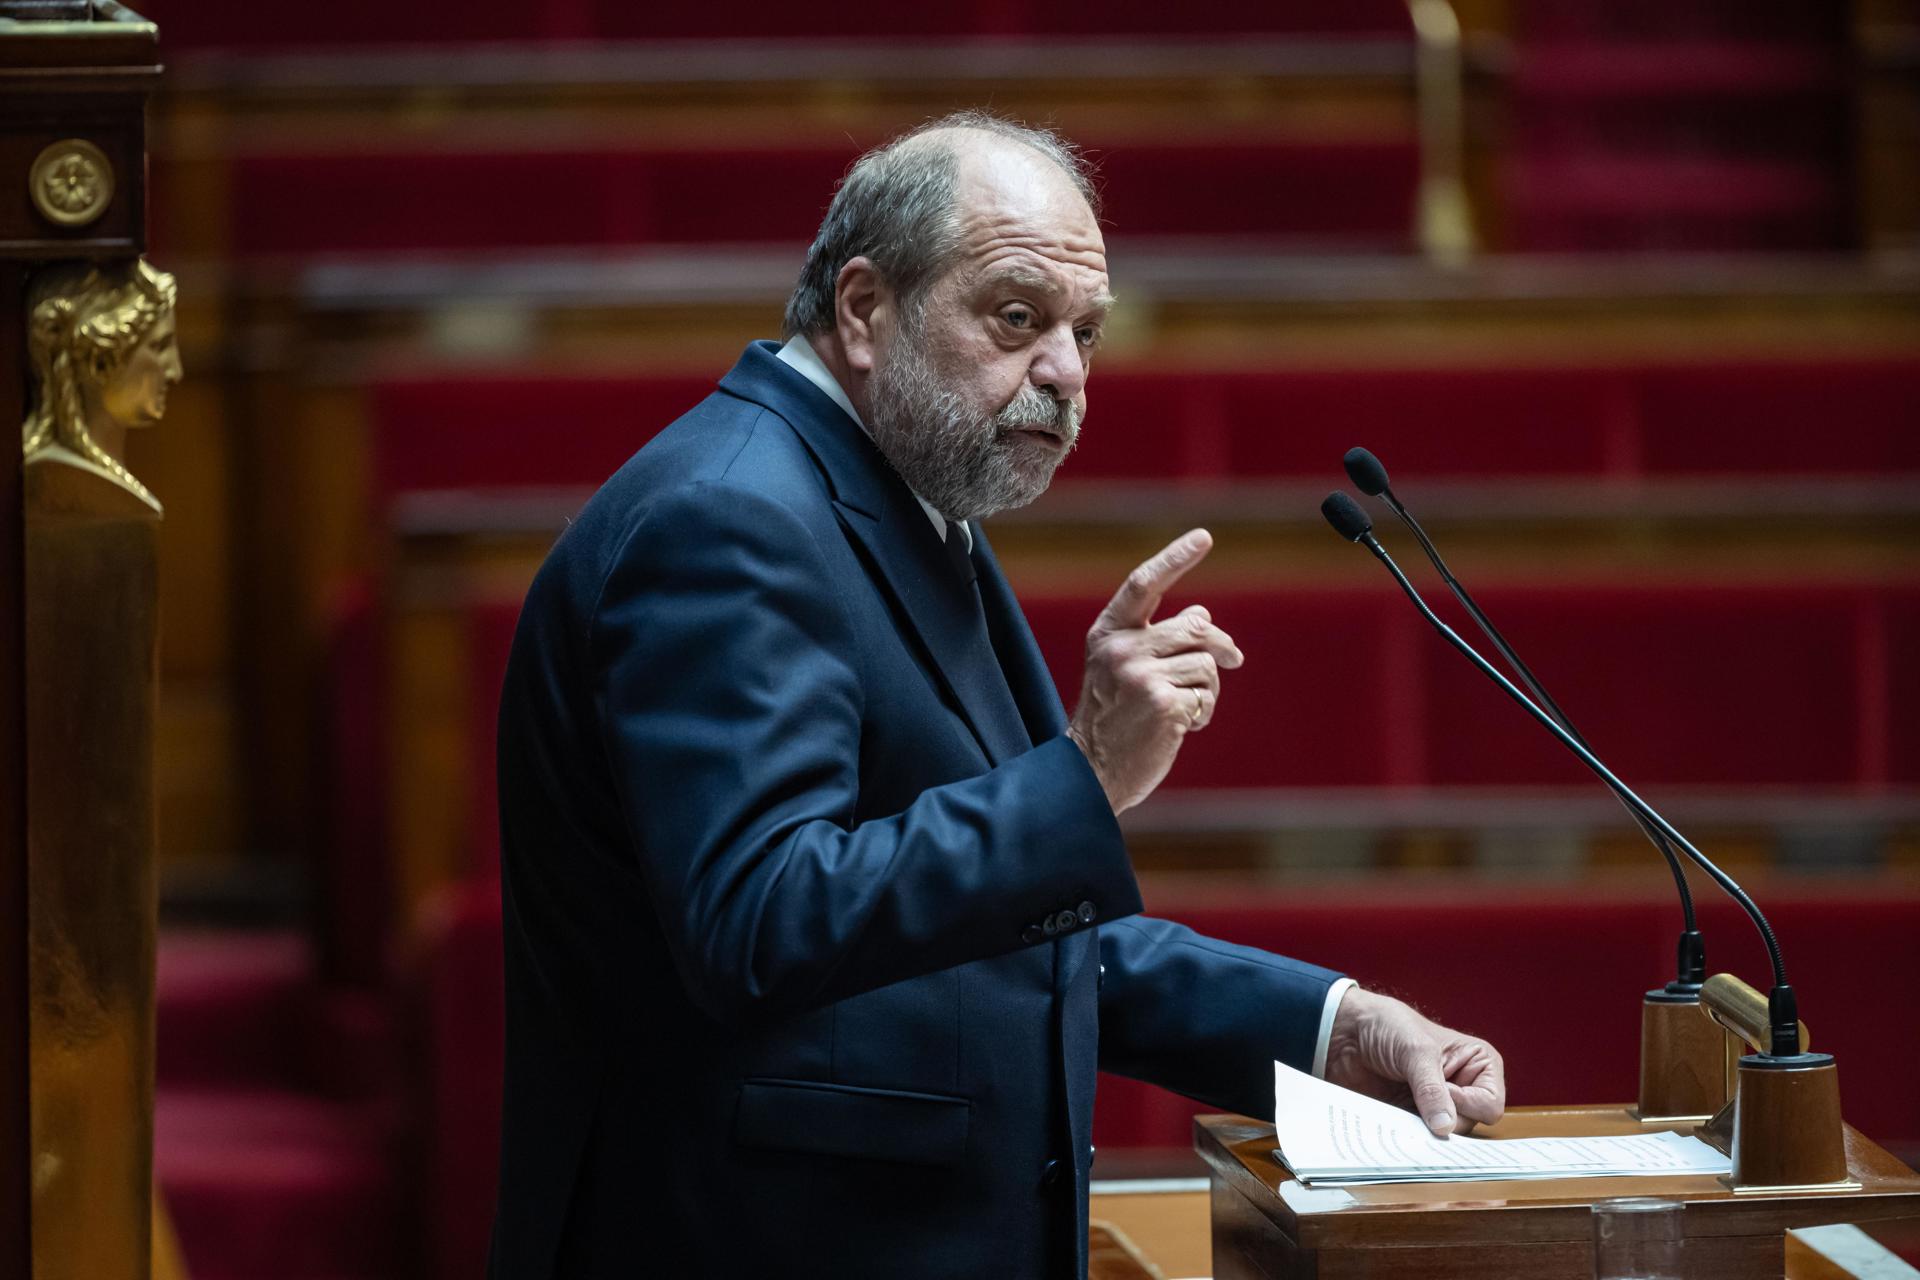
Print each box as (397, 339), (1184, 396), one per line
(22, 257), (178, 1280)
(3, 8), (167, 1276)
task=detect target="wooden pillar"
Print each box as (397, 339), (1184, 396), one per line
(1, 171), (30, 1280)
(0, 5), (164, 1277)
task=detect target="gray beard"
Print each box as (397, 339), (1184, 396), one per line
(865, 321), (1082, 523)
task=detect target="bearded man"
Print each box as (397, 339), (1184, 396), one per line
(490, 112), (1505, 1279)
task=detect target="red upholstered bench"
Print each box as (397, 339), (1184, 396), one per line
(1893, 595), (1920, 786)
(221, 140), (1419, 258)
(1503, 154), (1849, 254)
(368, 373), (711, 508)
(414, 879), (507, 1280)
(436, 580), (1920, 884)
(1514, 0), (1845, 46)
(1016, 581), (1919, 792)
(1635, 361), (1920, 477)
(360, 359), (1920, 498)
(415, 578), (1919, 1024)
(596, 0), (1416, 40)
(1496, 4), (1853, 253)
(157, 933), (405, 1280)
(140, 0), (1410, 49)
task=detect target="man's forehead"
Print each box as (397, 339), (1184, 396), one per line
(970, 260), (1115, 314)
(953, 176), (1106, 278)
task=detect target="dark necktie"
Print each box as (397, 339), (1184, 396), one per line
(933, 515), (1031, 762)
(943, 519), (976, 589)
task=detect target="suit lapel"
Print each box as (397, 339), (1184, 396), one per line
(833, 499), (1031, 765)
(718, 342), (1030, 766)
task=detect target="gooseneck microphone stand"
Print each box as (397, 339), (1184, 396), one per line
(1324, 489), (1852, 1189)
(1342, 447), (1705, 999)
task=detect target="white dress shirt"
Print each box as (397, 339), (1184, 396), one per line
(774, 333), (1354, 1077)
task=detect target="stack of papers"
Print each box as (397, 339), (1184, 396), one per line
(1272, 1061), (1732, 1187)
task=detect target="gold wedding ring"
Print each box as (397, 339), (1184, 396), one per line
(1186, 687), (1203, 728)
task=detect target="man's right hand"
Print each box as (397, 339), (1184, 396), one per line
(1067, 529), (1244, 814)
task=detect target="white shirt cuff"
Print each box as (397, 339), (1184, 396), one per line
(1311, 977), (1358, 1079)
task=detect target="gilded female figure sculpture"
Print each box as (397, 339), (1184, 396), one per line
(22, 257), (180, 512)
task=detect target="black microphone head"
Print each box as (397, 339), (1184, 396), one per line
(1344, 446), (1391, 497)
(1320, 491), (1373, 542)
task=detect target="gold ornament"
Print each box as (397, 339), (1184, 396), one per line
(23, 258), (181, 510)
(29, 139), (116, 229)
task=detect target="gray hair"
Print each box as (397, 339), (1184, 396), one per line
(782, 111), (1099, 338)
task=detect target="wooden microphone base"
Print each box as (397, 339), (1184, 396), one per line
(1722, 1053), (1854, 1192)
(1637, 989), (1726, 1122)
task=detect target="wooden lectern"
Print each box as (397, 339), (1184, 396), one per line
(1196, 1109), (1920, 1279)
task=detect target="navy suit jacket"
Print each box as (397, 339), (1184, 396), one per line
(490, 341), (1342, 1278)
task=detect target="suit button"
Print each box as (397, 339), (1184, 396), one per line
(1039, 1158), (1062, 1189)
(1053, 909), (1078, 933)
(1041, 915), (1059, 937)
(1021, 924), (1044, 945)
(1078, 901), (1096, 924)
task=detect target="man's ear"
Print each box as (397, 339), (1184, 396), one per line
(834, 257), (891, 376)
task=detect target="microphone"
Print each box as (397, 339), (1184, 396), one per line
(1342, 447), (1705, 994)
(1319, 491), (1801, 1058)
(1320, 490), (1373, 542)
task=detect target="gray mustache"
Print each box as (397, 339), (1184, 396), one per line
(993, 385), (1082, 439)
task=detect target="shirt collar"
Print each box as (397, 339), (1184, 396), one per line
(776, 334), (970, 552)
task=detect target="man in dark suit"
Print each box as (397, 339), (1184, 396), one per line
(491, 113), (1504, 1278)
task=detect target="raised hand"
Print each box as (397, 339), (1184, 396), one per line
(1322, 986), (1507, 1137)
(1066, 529), (1244, 814)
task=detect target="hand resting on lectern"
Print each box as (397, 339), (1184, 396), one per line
(1322, 985), (1507, 1137)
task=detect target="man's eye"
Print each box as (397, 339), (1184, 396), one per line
(1001, 307), (1033, 329)
(1075, 327), (1101, 349)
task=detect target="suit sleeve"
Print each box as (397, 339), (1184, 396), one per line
(590, 480), (1143, 1028)
(1096, 914), (1343, 1119)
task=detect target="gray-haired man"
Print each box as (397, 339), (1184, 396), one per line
(491, 112), (1504, 1278)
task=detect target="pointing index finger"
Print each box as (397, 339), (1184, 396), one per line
(1096, 529), (1214, 633)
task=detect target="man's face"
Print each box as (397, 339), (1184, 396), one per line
(99, 311), (184, 430)
(866, 142), (1112, 522)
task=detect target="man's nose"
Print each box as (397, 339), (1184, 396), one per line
(1028, 324), (1087, 403)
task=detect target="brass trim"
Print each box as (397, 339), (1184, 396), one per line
(27, 139), (114, 229)
(1723, 1177), (1864, 1196)
(1702, 973), (1808, 1054)
(1406, 0), (1474, 267)
(0, 16), (156, 35)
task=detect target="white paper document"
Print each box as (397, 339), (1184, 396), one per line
(1272, 1061), (1732, 1187)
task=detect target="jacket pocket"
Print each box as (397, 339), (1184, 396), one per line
(733, 1078), (970, 1167)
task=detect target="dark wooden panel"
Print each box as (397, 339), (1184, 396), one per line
(1212, 1176), (1302, 1280)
